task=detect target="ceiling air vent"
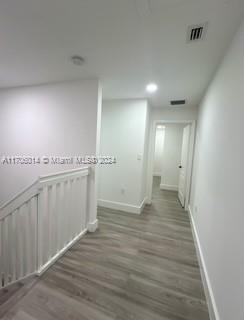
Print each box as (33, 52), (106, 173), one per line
(171, 100), (186, 106)
(187, 23), (208, 42)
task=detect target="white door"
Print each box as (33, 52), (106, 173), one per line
(178, 125), (190, 207)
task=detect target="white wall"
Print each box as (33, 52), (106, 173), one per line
(0, 80), (101, 225)
(140, 104), (150, 204)
(190, 20), (244, 320)
(99, 99), (149, 213)
(151, 106), (198, 122)
(153, 127), (165, 176)
(160, 124), (184, 190)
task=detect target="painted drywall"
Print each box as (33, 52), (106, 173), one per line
(161, 124), (184, 190)
(140, 104), (150, 205)
(99, 99), (149, 212)
(151, 106), (198, 122)
(190, 19), (244, 320)
(0, 80), (101, 225)
(153, 127), (165, 176)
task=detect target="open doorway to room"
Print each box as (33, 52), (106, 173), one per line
(148, 121), (196, 210)
(153, 125), (165, 178)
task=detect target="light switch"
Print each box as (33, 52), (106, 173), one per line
(137, 154), (142, 160)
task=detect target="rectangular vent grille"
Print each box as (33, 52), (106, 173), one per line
(171, 100), (186, 106)
(190, 27), (203, 40)
(187, 23), (208, 42)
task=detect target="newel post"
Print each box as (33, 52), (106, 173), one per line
(86, 166), (98, 232)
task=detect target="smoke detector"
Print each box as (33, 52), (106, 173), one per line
(187, 23), (208, 42)
(71, 55), (85, 66)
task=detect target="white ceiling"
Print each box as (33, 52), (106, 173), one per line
(0, 0), (243, 107)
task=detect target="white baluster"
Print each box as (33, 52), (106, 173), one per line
(0, 167), (90, 285)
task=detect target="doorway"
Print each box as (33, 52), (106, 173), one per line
(147, 120), (196, 210)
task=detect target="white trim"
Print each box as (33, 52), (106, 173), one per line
(0, 167), (91, 290)
(98, 199), (140, 214)
(0, 180), (38, 215)
(37, 229), (87, 276)
(39, 167), (89, 180)
(0, 185), (38, 220)
(98, 197), (148, 214)
(188, 206), (219, 320)
(0, 167), (90, 219)
(140, 197), (148, 212)
(153, 172), (162, 177)
(185, 122), (196, 210)
(1, 229), (88, 282)
(160, 184), (178, 191)
(0, 273), (37, 291)
(88, 219), (98, 232)
(39, 167), (89, 189)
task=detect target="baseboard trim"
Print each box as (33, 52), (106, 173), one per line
(0, 273), (37, 291)
(37, 229), (87, 276)
(98, 198), (147, 214)
(0, 274), (38, 318)
(188, 206), (219, 320)
(160, 184), (178, 191)
(153, 173), (162, 177)
(88, 219), (98, 232)
(139, 197), (148, 212)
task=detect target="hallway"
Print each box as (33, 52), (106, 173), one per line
(1, 178), (209, 320)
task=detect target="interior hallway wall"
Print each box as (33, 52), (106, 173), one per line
(190, 19), (244, 320)
(0, 80), (101, 226)
(151, 106), (198, 122)
(99, 99), (149, 213)
(140, 104), (150, 205)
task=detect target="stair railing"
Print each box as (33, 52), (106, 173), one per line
(0, 167), (90, 288)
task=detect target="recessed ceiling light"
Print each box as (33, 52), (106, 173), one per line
(146, 83), (158, 93)
(71, 55), (85, 66)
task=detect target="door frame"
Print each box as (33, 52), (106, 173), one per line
(146, 120), (196, 211)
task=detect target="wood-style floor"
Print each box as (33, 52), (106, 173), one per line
(0, 177), (209, 320)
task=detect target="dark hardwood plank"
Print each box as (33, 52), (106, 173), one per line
(0, 177), (209, 320)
